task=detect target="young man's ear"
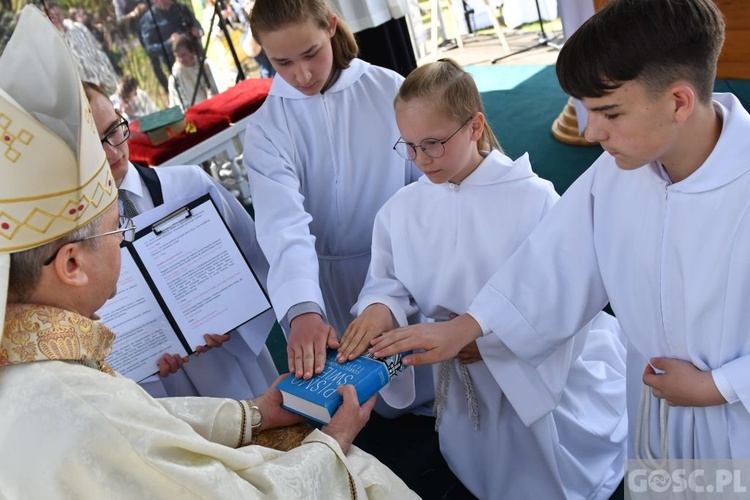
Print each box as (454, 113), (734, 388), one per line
(52, 243), (89, 288)
(670, 82), (695, 124)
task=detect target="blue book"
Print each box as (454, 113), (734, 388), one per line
(278, 350), (405, 424)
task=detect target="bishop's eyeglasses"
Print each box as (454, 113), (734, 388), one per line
(392, 116), (472, 161)
(43, 216), (136, 266)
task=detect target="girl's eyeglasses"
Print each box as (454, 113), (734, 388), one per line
(392, 117), (472, 161)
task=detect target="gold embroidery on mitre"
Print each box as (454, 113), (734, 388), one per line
(0, 113), (34, 163)
(83, 99), (97, 136)
(0, 213), (21, 241)
(0, 159), (116, 252)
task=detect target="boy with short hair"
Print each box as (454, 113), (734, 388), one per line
(371, 0), (750, 460)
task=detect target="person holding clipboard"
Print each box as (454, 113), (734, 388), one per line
(83, 81), (279, 400)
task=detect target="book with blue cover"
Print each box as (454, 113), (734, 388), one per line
(278, 350), (405, 424)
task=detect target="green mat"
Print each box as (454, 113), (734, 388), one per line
(469, 64), (750, 194)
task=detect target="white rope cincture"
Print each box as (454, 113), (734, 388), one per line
(634, 375), (669, 471)
(433, 361), (452, 431)
(458, 363), (480, 431)
(433, 360), (480, 431)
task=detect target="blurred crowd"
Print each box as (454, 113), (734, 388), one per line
(28, 0), (273, 118)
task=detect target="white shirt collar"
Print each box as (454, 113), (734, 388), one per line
(119, 162), (147, 199)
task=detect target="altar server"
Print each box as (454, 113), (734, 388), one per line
(339, 59), (627, 499)
(242, 0), (425, 399)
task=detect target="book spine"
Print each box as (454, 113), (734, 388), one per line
(354, 363), (390, 405)
(324, 393), (343, 417)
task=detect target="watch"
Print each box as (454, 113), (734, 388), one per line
(247, 400), (263, 430)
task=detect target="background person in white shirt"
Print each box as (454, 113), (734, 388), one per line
(85, 81), (278, 400)
(168, 34), (219, 111)
(111, 74), (159, 121)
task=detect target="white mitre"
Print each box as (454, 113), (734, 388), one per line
(0, 6), (117, 329)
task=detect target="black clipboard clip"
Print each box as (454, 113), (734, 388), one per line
(153, 207), (192, 235)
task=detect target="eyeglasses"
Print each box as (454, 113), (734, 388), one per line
(101, 118), (130, 147)
(392, 117), (473, 161)
(43, 216), (136, 266)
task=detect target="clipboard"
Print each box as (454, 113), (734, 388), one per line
(98, 194), (272, 382)
(152, 206), (191, 235)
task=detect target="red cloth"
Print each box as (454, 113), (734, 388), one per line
(190, 78), (273, 122)
(127, 78), (273, 166)
(128, 110), (230, 166)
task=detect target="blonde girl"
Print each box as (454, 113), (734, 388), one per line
(345, 59), (628, 499)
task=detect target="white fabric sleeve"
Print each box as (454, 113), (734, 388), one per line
(157, 396), (247, 447)
(711, 361), (743, 405)
(243, 121), (326, 323)
(353, 202), (419, 326)
(468, 164), (610, 366)
(351, 203), (420, 410)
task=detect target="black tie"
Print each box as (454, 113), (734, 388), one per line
(118, 189), (139, 218)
